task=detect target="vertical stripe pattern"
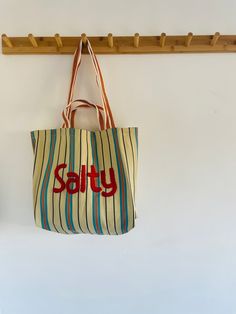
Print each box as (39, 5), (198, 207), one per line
(31, 127), (138, 235)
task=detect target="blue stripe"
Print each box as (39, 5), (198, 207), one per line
(65, 128), (76, 232)
(90, 132), (103, 234)
(40, 129), (57, 230)
(112, 129), (128, 233)
(90, 132), (97, 233)
(93, 133), (103, 234)
(31, 132), (36, 150)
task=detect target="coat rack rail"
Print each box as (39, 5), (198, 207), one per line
(2, 32), (236, 54)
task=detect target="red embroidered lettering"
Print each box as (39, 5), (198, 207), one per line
(53, 164), (117, 197)
(101, 168), (117, 197)
(66, 172), (80, 194)
(53, 163), (66, 193)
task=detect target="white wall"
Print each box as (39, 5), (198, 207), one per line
(1, 0), (236, 313)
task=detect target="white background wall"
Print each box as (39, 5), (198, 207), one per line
(0, 0), (236, 313)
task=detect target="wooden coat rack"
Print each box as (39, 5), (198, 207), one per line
(2, 32), (236, 54)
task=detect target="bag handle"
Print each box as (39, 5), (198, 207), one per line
(62, 40), (111, 128)
(62, 39), (115, 129)
(87, 41), (115, 129)
(64, 99), (105, 130)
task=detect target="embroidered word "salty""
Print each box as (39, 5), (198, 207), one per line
(53, 164), (117, 197)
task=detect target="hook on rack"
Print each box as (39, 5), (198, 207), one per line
(2, 34), (13, 48)
(211, 32), (220, 46)
(28, 34), (38, 47)
(55, 33), (63, 48)
(134, 33), (140, 48)
(81, 33), (87, 45)
(160, 33), (166, 47)
(108, 33), (113, 48)
(185, 32), (193, 47)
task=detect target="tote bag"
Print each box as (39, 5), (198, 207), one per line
(31, 39), (138, 235)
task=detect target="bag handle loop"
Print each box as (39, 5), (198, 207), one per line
(62, 39), (115, 129)
(63, 99), (105, 130)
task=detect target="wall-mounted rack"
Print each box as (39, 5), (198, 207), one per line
(2, 32), (236, 55)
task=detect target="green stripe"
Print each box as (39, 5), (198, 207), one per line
(40, 129), (57, 230)
(112, 129), (128, 233)
(31, 132), (36, 151)
(90, 132), (103, 234)
(65, 128), (76, 232)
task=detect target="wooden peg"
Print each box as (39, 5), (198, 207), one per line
(134, 33), (139, 48)
(211, 32), (220, 46)
(160, 33), (166, 47)
(54, 33), (63, 48)
(81, 33), (87, 45)
(185, 32), (193, 47)
(108, 33), (113, 48)
(2, 34), (13, 48)
(28, 34), (38, 47)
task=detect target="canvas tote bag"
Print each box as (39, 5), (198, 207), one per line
(31, 39), (138, 235)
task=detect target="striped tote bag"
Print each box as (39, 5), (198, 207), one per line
(31, 39), (138, 235)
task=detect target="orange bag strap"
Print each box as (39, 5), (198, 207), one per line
(87, 40), (115, 129)
(62, 39), (115, 129)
